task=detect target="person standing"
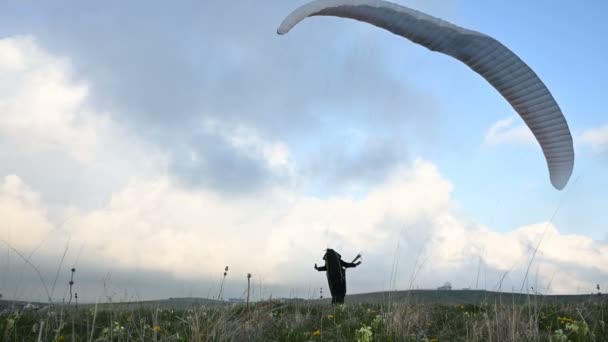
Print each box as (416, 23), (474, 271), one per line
(314, 249), (361, 304)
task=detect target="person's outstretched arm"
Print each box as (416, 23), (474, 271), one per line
(314, 263), (327, 271)
(340, 259), (361, 268)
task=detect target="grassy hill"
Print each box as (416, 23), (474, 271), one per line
(0, 297), (224, 312)
(343, 289), (605, 305)
(2, 289), (603, 311)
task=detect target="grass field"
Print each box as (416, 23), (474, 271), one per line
(1, 290), (606, 341)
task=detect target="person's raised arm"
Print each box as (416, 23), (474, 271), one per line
(340, 259), (361, 268)
(340, 254), (362, 268)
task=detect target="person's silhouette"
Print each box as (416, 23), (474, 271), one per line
(314, 249), (361, 304)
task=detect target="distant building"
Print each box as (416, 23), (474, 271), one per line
(22, 303), (38, 311)
(437, 282), (452, 291)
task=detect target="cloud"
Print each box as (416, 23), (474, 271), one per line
(3, 0), (444, 193)
(168, 118), (296, 194)
(2, 159), (606, 301)
(580, 124), (608, 153)
(484, 118), (535, 146)
(0, 36), (103, 163)
(0, 175), (54, 251)
(0, 35), (167, 211)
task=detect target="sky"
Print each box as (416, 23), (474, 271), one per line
(0, 0), (607, 303)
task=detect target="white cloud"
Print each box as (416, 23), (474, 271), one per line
(0, 34), (166, 166)
(430, 219), (607, 293)
(2, 159), (606, 299)
(484, 118), (535, 146)
(0, 35), (168, 210)
(0, 175), (54, 251)
(580, 124), (608, 153)
(201, 118), (295, 178)
(41, 160), (448, 284)
(0, 36), (106, 163)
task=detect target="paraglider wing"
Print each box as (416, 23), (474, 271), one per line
(278, 0), (574, 190)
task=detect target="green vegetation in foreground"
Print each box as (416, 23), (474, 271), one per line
(1, 295), (606, 341)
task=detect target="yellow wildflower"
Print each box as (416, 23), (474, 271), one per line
(430, 339), (439, 342)
(328, 314), (335, 320)
(153, 325), (161, 333)
(558, 316), (576, 324)
(56, 336), (66, 342)
(312, 329), (321, 336)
